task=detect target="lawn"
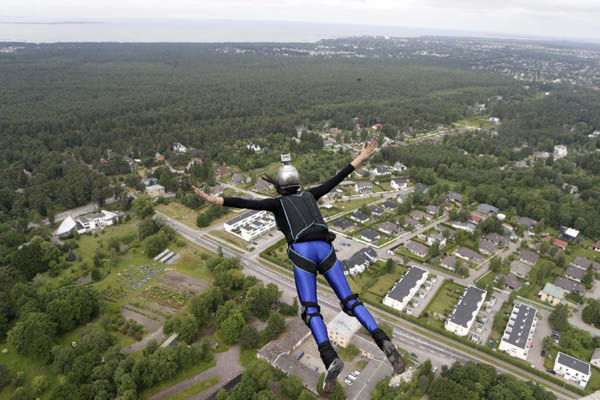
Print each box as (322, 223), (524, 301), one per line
(167, 376), (219, 400)
(333, 196), (382, 213)
(138, 357), (216, 399)
(422, 280), (466, 329)
(239, 348), (258, 367)
(156, 202), (199, 229)
(208, 230), (252, 251)
(171, 243), (214, 281)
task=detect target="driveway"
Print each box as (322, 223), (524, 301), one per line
(570, 307), (600, 337)
(148, 345), (244, 400)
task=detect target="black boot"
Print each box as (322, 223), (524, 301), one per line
(318, 341), (344, 394)
(372, 328), (405, 374)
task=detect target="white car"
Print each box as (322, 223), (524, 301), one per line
(352, 370), (361, 377)
(344, 379), (354, 385)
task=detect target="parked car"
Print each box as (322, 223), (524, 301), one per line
(410, 352), (418, 358)
(344, 379), (354, 385)
(352, 371), (361, 377)
(312, 366), (319, 372)
(546, 368), (556, 375)
(295, 351), (304, 360)
(347, 375), (357, 382)
(541, 350), (546, 357)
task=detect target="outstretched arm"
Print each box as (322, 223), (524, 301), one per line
(308, 140), (377, 200)
(194, 186), (278, 211)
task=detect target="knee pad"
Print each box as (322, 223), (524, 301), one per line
(340, 293), (363, 317)
(301, 301), (322, 327)
(317, 246), (337, 275)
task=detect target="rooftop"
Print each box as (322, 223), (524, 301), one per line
(448, 286), (487, 328)
(225, 210), (261, 225)
(556, 352), (590, 375)
(502, 303), (537, 350)
(386, 266), (428, 303)
(542, 282), (568, 299)
(327, 311), (361, 338)
(477, 203), (499, 214)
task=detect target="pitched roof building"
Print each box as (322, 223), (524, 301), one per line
(445, 286), (487, 336)
(383, 266), (429, 312)
(499, 303), (537, 360)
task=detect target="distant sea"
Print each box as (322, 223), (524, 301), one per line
(0, 18), (560, 44)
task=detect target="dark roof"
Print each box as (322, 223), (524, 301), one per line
(386, 267), (428, 302)
(404, 216), (420, 227)
(332, 218), (353, 230)
(505, 273), (523, 290)
(502, 303), (537, 350)
(477, 203), (499, 214)
(557, 352), (590, 375)
(350, 211), (369, 222)
(360, 228), (380, 242)
(381, 200), (398, 209)
(371, 206), (384, 215)
(406, 240), (429, 256)
(357, 247), (378, 260)
(517, 216), (538, 228)
(344, 253), (370, 269)
(441, 256), (456, 269)
(447, 191), (463, 202)
(225, 210), (260, 225)
(448, 286), (487, 328)
(572, 257), (593, 270)
(565, 266), (586, 281)
(456, 247), (484, 263)
(519, 250), (539, 265)
(414, 183), (428, 192)
(479, 239), (497, 254)
(554, 277), (585, 294)
(378, 221), (399, 234)
(485, 232), (505, 245)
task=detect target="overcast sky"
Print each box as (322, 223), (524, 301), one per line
(3, 0), (600, 41)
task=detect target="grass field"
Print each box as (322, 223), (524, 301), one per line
(166, 376), (219, 400)
(422, 280), (466, 329)
(333, 196), (382, 213)
(0, 345), (60, 400)
(156, 202), (199, 229)
(139, 357), (216, 400)
(208, 230), (252, 251)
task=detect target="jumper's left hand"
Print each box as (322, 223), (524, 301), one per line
(360, 139), (377, 160)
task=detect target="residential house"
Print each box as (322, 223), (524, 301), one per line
(478, 239), (497, 256)
(123, 156), (134, 165)
(332, 218), (353, 232)
(403, 217), (421, 229)
(327, 312), (361, 348)
(499, 303), (537, 360)
(143, 177), (158, 187)
(373, 166), (392, 176)
(247, 143), (262, 152)
(546, 236), (568, 250)
(390, 178), (409, 191)
(405, 240), (429, 258)
(554, 352), (591, 388)
(172, 142), (187, 153)
(519, 250), (539, 266)
(55, 216), (79, 238)
(378, 222), (401, 236)
(146, 184), (165, 197)
(393, 161), (407, 172)
(562, 183), (579, 195)
(231, 173), (245, 184)
(447, 191), (463, 204)
(441, 256), (457, 270)
(471, 213), (483, 224)
(425, 205), (439, 215)
(397, 192), (409, 203)
(341, 254), (370, 275)
(571, 257), (600, 272)
(349, 211), (370, 224)
(553, 145), (568, 160)
(538, 283), (568, 306)
(411, 210), (432, 222)
(517, 217), (537, 230)
(451, 221), (476, 233)
(370, 206), (385, 217)
(154, 152), (164, 161)
(501, 273), (523, 291)
(186, 157), (203, 171)
(565, 267), (586, 283)
(455, 247), (484, 264)
(445, 286), (487, 336)
(360, 229), (381, 244)
(561, 227), (580, 241)
(593, 241), (600, 252)
(485, 233), (507, 247)
(553, 277), (585, 295)
(380, 200), (398, 212)
(355, 181), (374, 194)
(413, 183), (428, 193)
(216, 165), (232, 178)
(435, 225), (455, 239)
(418, 233), (446, 248)
(510, 261), (532, 278)
(254, 178), (273, 192)
(477, 203), (499, 215)
(383, 267), (429, 312)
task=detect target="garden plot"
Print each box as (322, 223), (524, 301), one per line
(120, 307), (162, 333)
(119, 264), (164, 291)
(141, 283), (193, 310)
(160, 270), (209, 295)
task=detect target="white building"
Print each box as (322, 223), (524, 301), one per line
(355, 181), (374, 194)
(498, 303), (537, 360)
(172, 142), (187, 153)
(55, 216), (79, 238)
(553, 145), (568, 160)
(383, 267), (428, 312)
(390, 178), (409, 191)
(56, 210), (121, 236)
(554, 352), (591, 388)
(223, 210), (276, 242)
(327, 312), (361, 347)
(445, 286), (486, 336)
(393, 161), (407, 172)
(247, 143), (262, 152)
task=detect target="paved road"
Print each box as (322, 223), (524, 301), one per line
(147, 345), (243, 400)
(48, 196), (119, 223)
(124, 329), (166, 353)
(163, 215), (576, 400)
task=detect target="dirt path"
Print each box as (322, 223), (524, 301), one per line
(147, 345), (244, 400)
(123, 329), (166, 353)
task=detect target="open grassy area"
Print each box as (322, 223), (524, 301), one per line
(422, 280), (465, 329)
(239, 348), (258, 368)
(208, 230), (251, 251)
(167, 376), (219, 400)
(156, 202), (199, 229)
(139, 357), (216, 400)
(333, 196), (382, 212)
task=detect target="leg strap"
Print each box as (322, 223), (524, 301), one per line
(288, 247), (318, 275)
(301, 301), (322, 327)
(317, 246), (337, 275)
(340, 293), (363, 317)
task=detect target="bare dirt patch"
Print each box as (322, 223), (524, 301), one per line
(120, 308), (162, 333)
(161, 270), (209, 295)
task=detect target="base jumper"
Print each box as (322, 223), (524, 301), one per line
(196, 140), (405, 394)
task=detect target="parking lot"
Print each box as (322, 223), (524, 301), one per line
(332, 233), (372, 260)
(476, 290), (508, 345)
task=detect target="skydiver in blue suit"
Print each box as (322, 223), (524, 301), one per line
(196, 140), (405, 394)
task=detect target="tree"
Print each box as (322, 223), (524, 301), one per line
(582, 300), (600, 328)
(138, 218), (158, 240)
(132, 195), (155, 218)
(489, 256), (502, 273)
(298, 390), (315, 400)
(430, 241), (440, 258)
(583, 268), (595, 285)
(143, 340), (159, 357)
(218, 309), (246, 344)
(7, 312), (56, 362)
(281, 375), (303, 398)
(240, 324), (259, 349)
(32, 375), (49, 395)
(265, 312), (285, 341)
(143, 232), (168, 258)
(549, 304), (570, 332)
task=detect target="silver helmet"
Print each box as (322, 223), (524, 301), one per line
(276, 153), (300, 190)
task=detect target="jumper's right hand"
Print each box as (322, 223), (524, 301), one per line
(193, 186), (214, 203)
